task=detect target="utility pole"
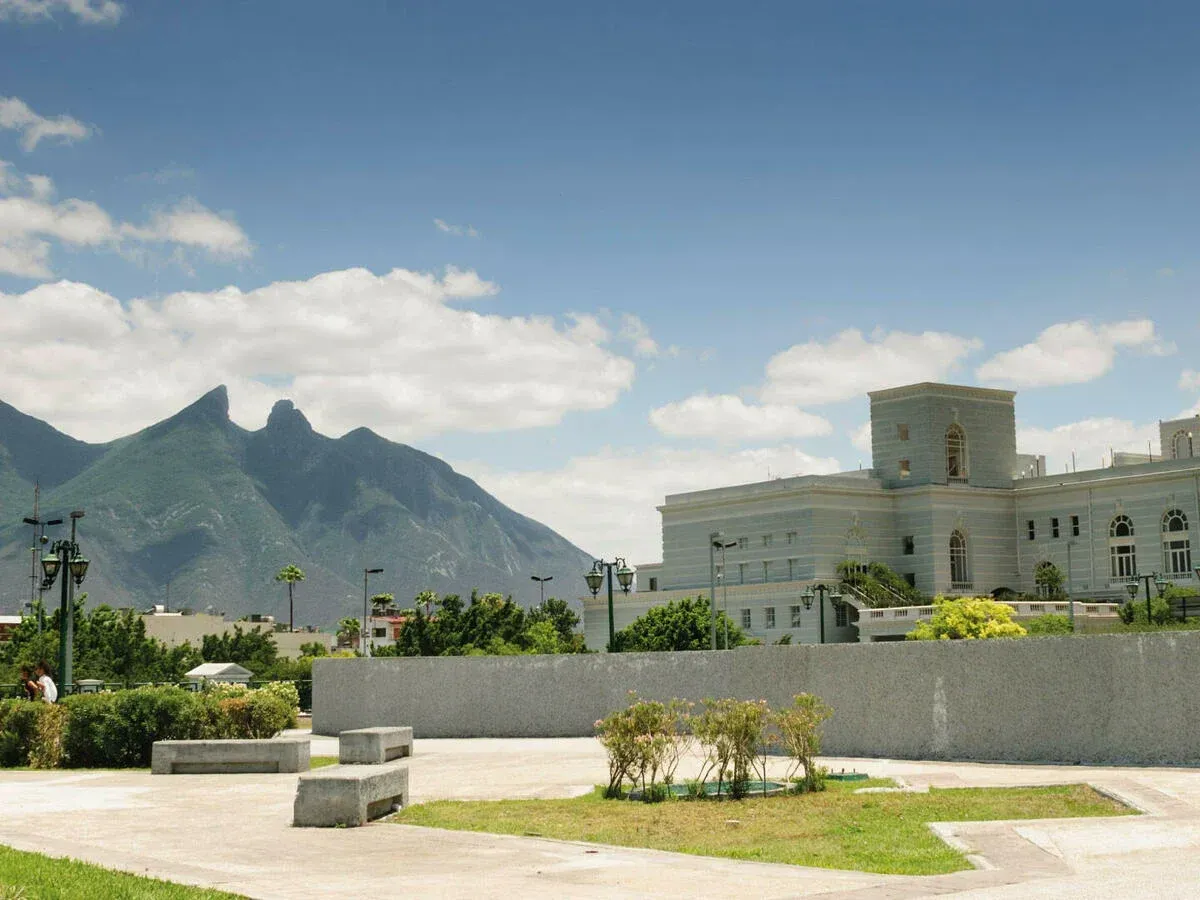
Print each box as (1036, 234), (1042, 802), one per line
(23, 487), (62, 635)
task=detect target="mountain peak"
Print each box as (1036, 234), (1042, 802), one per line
(161, 385), (230, 429)
(266, 398), (313, 435)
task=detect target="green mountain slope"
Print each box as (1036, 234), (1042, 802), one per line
(0, 388), (592, 626)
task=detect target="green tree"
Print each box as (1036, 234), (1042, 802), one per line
(370, 593), (396, 616)
(201, 625), (278, 674)
(1025, 613), (1073, 636)
(274, 564), (306, 632)
(613, 596), (747, 652)
(526, 598), (586, 652)
(1033, 562), (1066, 600)
(906, 596), (1027, 641)
(336, 617), (361, 648)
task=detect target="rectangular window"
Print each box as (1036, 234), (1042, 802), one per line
(741, 608), (752, 630)
(1110, 545), (1136, 579)
(1052, 517), (1060, 539)
(762, 534), (773, 547)
(738, 536), (748, 549)
(648, 577), (658, 591)
(765, 607), (776, 629)
(835, 604), (848, 628)
(903, 535), (915, 555)
(1165, 540), (1192, 575)
(787, 558), (796, 580)
(899, 459), (911, 479)
(903, 573), (917, 587)
(372, 627), (387, 638)
(786, 531), (797, 545)
(1027, 520), (1036, 541)
(738, 563), (747, 585)
(897, 424), (909, 441)
(762, 561), (771, 582)
(1071, 515), (1080, 537)
(790, 605), (803, 628)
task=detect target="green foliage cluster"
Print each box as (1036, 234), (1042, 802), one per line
(836, 560), (925, 607)
(595, 694), (692, 799)
(0, 683), (297, 769)
(1033, 562), (1066, 600)
(906, 596), (1027, 640)
(376, 592), (587, 657)
(1117, 596), (1175, 626)
(1025, 614), (1074, 636)
(595, 692), (833, 802)
(611, 596), (747, 652)
(0, 598), (202, 688)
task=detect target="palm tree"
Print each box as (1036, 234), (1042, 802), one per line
(274, 564), (306, 632)
(336, 616), (361, 649)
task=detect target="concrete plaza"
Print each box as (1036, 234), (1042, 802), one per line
(0, 735), (1198, 898)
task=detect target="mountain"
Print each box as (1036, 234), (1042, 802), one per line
(0, 388), (593, 627)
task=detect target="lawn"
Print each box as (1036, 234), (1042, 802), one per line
(0, 844), (245, 899)
(310, 756), (339, 769)
(391, 779), (1133, 875)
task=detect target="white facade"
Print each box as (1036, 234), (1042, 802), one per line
(584, 382), (1200, 648)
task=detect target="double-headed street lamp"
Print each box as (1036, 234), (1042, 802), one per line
(24, 513), (62, 634)
(531, 574), (553, 606)
(710, 535), (736, 650)
(39, 510), (89, 687)
(363, 567), (383, 657)
(584, 558), (634, 652)
(801, 582), (844, 645)
(1126, 572), (1169, 624)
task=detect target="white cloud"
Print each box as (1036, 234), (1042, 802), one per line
(0, 162), (252, 276)
(649, 393), (831, 442)
(1179, 370), (1200, 392)
(976, 319), (1174, 388)
(618, 313), (665, 358)
(1017, 417), (1161, 473)
(0, 0), (121, 24)
(120, 198), (253, 261)
(459, 444), (843, 563)
(0, 97), (93, 150)
(761, 328), (982, 406)
(433, 218), (479, 238)
(0, 267), (637, 442)
(850, 421), (872, 455)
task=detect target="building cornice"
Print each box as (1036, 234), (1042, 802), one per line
(1013, 458), (1200, 494)
(868, 382), (1016, 404)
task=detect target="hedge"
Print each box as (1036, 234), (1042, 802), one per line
(0, 684), (297, 769)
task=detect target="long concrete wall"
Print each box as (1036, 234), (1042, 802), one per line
(313, 632), (1200, 765)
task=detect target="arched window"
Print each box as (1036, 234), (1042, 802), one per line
(1109, 515), (1136, 579)
(1163, 509), (1192, 576)
(949, 530), (970, 588)
(946, 424), (968, 483)
(1172, 430), (1194, 460)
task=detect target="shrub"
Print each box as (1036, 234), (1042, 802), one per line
(594, 693), (691, 799)
(693, 698), (769, 799)
(1118, 597), (1174, 626)
(257, 681), (301, 728)
(1025, 614), (1073, 636)
(907, 596), (1027, 640)
(773, 693), (832, 793)
(60, 692), (118, 768)
(218, 691), (292, 740)
(0, 700), (66, 768)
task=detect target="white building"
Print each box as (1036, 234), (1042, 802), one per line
(584, 382), (1197, 649)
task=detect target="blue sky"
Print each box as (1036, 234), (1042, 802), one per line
(1, 0), (1197, 561)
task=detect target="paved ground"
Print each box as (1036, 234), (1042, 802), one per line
(0, 735), (1198, 898)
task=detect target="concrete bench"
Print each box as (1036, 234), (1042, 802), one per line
(339, 726), (413, 764)
(292, 760), (409, 827)
(151, 737), (310, 775)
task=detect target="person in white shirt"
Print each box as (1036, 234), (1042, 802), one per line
(33, 662), (57, 704)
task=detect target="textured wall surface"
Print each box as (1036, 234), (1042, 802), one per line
(314, 632), (1200, 765)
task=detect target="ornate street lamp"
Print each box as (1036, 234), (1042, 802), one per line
(801, 583), (844, 645)
(1127, 572), (1167, 624)
(39, 509), (88, 689)
(584, 558), (634, 652)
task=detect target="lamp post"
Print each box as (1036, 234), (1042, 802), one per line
(800, 582), (843, 645)
(39, 510), (88, 689)
(531, 575), (553, 607)
(584, 558), (634, 652)
(362, 567), (383, 657)
(23, 513), (61, 634)
(1189, 567), (1200, 620)
(1065, 540), (1076, 633)
(1125, 572), (1168, 625)
(705, 540), (734, 652)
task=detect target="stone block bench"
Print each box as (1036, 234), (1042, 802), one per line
(339, 726), (413, 764)
(293, 760), (409, 827)
(151, 737), (310, 775)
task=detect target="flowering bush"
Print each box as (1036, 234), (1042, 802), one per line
(693, 698), (769, 799)
(772, 693), (832, 792)
(595, 692), (691, 799)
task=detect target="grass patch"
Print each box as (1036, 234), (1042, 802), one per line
(0, 844), (245, 898)
(310, 756), (339, 769)
(391, 779), (1133, 875)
